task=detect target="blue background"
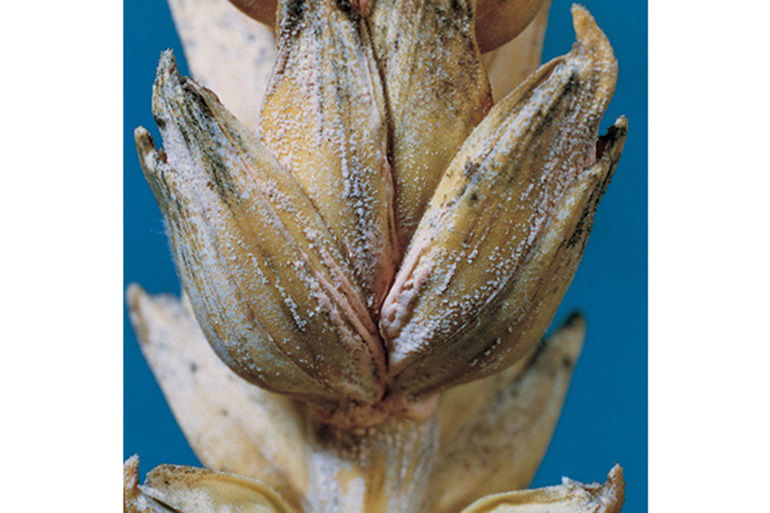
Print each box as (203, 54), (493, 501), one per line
(124, 1), (647, 511)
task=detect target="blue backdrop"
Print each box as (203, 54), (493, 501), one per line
(124, 1), (647, 510)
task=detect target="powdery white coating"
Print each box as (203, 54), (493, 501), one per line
(379, 6), (620, 395)
(127, 2), (632, 510)
(135, 1), (627, 420)
(136, 52), (388, 406)
(260, 0), (399, 315)
(367, 0), (492, 250)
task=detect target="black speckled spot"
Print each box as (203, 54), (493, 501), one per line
(335, 0), (356, 18)
(153, 115), (166, 130)
(448, 0), (473, 18)
(281, 0), (307, 39)
(463, 161), (479, 178)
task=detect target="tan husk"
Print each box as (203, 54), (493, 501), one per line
(380, 6), (624, 396)
(137, 52), (387, 407)
(129, 1), (628, 512)
(169, 0), (553, 139)
(459, 465), (624, 513)
(124, 456), (296, 513)
(426, 314), (588, 513)
(259, 0), (399, 314)
(367, 0), (492, 250)
(127, 286), (308, 510)
(128, 288), (596, 512)
(124, 457), (623, 513)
